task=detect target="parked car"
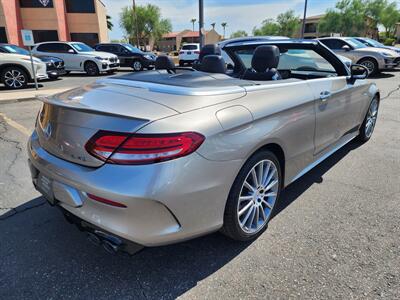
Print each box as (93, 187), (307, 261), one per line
(318, 37), (400, 75)
(0, 43), (66, 80)
(94, 43), (157, 71)
(355, 37), (400, 57)
(28, 38), (379, 254)
(32, 42), (120, 76)
(178, 43), (200, 66)
(0, 49), (47, 89)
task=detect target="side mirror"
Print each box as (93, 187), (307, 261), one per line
(342, 45), (351, 51)
(350, 64), (368, 81)
(68, 49), (75, 54)
(226, 63), (234, 70)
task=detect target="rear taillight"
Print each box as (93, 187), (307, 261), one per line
(179, 51), (184, 54)
(85, 131), (205, 165)
(194, 51), (200, 54)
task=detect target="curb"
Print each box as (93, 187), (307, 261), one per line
(0, 97), (38, 105)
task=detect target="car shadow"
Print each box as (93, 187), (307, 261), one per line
(0, 140), (362, 299)
(369, 72), (395, 79)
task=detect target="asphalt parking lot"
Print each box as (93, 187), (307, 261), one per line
(0, 70), (399, 299)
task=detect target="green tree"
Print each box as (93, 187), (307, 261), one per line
(230, 30), (248, 38)
(106, 15), (113, 31)
(276, 10), (300, 37)
(253, 18), (280, 36)
(365, 0), (388, 28)
(120, 4), (172, 48)
(380, 2), (400, 37)
(318, 0), (366, 36)
(221, 22), (228, 38)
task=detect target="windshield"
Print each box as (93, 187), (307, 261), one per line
(182, 45), (198, 50)
(344, 38), (367, 49)
(363, 38), (385, 48)
(71, 43), (94, 52)
(2, 45), (29, 55)
(123, 44), (143, 53)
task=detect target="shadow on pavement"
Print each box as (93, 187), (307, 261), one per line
(0, 140), (362, 299)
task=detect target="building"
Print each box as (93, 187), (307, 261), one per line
(296, 14), (378, 39)
(0, 0), (109, 47)
(158, 29), (222, 52)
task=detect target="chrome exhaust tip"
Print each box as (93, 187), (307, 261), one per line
(102, 240), (119, 254)
(87, 232), (101, 246)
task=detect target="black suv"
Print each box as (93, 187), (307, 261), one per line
(94, 43), (157, 71)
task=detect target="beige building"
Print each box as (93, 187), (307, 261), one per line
(158, 29), (222, 52)
(296, 14), (378, 39)
(0, 0), (109, 46)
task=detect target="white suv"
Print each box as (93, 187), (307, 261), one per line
(178, 43), (200, 66)
(32, 42), (120, 76)
(0, 52), (47, 89)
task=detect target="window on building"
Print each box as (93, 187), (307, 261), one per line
(66, 0), (95, 13)
(70, 33), (99, 46)
(19, 0), (54, 8)
(0, 27), (7, 43)
(32, 30), (59, 43)
(304, 23), (317, 33)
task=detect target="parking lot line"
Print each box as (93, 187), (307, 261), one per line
(0, 112), (31, 137)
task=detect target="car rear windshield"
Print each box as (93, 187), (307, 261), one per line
(182, 45), (198, 50)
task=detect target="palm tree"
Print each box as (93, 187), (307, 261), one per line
(106, 15), (113, 31)
(221, 22), (227, 39)
(211, 22), (216, 30)
(190, 18), (197, 42)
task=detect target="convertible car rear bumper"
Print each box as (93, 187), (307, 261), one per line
(28, 130), (242, 247)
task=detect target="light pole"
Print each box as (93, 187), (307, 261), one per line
(199, 0), (205, 48)
(300, 0), (308, 39)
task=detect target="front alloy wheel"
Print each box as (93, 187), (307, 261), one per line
(222, 150), (281, 241)
(132, 60), (143, 71)
(358, 97), (379, 142)
(359, 58), (378, 76)
(2, 67), (28, 89)
(85, 61), (99, 76)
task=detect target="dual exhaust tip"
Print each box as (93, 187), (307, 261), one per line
(87, 230), (122, 254)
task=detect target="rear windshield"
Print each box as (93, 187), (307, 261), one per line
(182, 45), (198, 50)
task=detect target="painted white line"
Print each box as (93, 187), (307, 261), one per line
(0, 112), (31, 137)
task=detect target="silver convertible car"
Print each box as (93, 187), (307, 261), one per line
(28, 38), (379, 254)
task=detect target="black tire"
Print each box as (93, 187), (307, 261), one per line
(0, 66), (28, 89)
(221, 150), (282, 241)
(65, 71), (71, 75)
(179, 61), (184, 67)
(84, 61), (99, 76)
(357, 97), (379, 143)
(48, 74), (59, 80)
(358, 58), (379, 76)
(132, 60), (143, 71)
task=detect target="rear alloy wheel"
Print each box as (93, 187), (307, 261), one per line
(357, 97), (379, 142)
(358, 58), (378, 76)
(132, 60), (143, 71)
(84, 61), (99, 76)
(1, 67), (28, 89)
(222, 150), (282, 241)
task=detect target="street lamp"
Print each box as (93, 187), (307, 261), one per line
(199, 0), (205, 48)
(300, 0), (308, 39)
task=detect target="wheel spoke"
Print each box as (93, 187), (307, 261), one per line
(260, 207), (267, 221)
(246, 206), (256, 228)
(238, 201), (253, 217)
(241, 205), (254, 227)
(265, 179), (278, 192)
(262, 199), (273, 210)
(254, 206), (259, 227)
(263, 168), (276, 187)
(264, 192), (277, 197)
(257, 161), (264, 187)
(262, 161), (271, 186)
(244, 180), (256, 192)
(239, 195), (253, 203)
(251, 169), (259, 187)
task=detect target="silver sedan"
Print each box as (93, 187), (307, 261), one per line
(28, 38), (379, 254)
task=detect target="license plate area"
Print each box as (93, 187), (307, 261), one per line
(187, 51), (192, 55)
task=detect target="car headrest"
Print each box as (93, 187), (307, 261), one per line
(252, 45), (280, 73)
(155, 55), (175, 70)
(200, 55), (226, 74)
(199, 44), (222, 61)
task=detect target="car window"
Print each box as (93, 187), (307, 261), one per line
(71, 43), (94, 52)
(320, 39), (347, 50)
(2, 45), (29, 55)
(235, 48), (337, 74)
(37, 43), (68, 53)
(123, 44), (142, 53)
(182, 45), (198, 50)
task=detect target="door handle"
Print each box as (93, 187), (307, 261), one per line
(320, 91), (331, 101)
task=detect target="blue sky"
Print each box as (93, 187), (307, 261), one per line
(101, 0), (379, 40)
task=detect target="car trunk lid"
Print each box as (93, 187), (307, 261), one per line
(36, 83), (179, 167)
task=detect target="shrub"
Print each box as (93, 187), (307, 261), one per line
(383, 38), (395, 46)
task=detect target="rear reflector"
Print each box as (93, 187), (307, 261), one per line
(87, 193), (127, 208)
(85, 131), (205, 165)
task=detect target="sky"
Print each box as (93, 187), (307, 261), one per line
(101, 0), (394, 40)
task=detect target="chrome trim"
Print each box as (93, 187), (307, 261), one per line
(98, 78), (247, 96)
(290, 133), (357, 184)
